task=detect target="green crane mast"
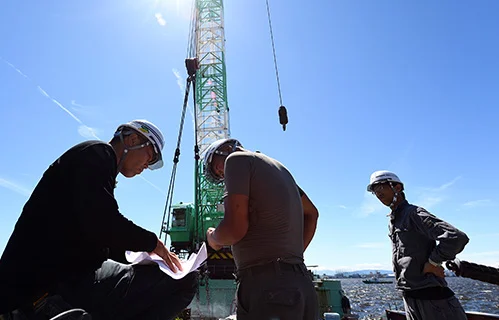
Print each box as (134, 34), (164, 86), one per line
(160, 0), (236, 317)
(164, 0), (235, 274)
(190, 0), (231, 254)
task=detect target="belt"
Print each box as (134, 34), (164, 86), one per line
(235, 260), (307, 280)
(15, 292), (50, 315)
(403, 286), (454, 300)
(33, 292), (49, 308)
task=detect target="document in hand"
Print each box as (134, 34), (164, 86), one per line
(125, 242), (208, 280)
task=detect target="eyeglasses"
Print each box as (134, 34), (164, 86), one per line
(130, 140), (159, 165)
(147, 144), (159, 165)
(371, 183), (386, 195)
(120, 129), (160, 165)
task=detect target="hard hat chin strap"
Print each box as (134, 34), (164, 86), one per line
(214, 141), (240, 157)
(116, 132), (130, 173)
(116, 131), (151, 173)
(388, 181), (399, 209)
(209, 142), (241, 182)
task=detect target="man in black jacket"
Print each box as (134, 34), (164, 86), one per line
(367, 170), (468, 320)
(0, 120), (197, 320)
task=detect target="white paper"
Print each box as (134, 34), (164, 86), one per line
(125, 242), (208, 280)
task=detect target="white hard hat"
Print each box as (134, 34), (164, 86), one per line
(367, 170), (403, 192)
(202, 138), (242, 184)
(115, 120), (165, 170)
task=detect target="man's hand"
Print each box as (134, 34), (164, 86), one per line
(423, 262), (445, 278)
(206, 227), (223, 251)
(150, 238), (183, 273)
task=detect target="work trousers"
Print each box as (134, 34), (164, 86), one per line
(403, 295), (467, 320)
(235, 261), (318, 320)
(4, 260), (197, 320)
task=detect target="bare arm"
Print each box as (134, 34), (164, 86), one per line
(208, 194), (249, 247)
(207, 153), (251, 250)
(302, 192), (319, 251)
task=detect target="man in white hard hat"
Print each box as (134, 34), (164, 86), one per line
(367, 170), (469, 320)
(202, 138), (319, 320)
(0, 120), (197, 320)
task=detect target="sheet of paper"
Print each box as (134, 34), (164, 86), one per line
(125, 242), (208, 280)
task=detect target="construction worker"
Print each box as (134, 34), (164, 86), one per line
(202, 138), (319, 320)
(0, 120), (197, 320)
(367, 170), (469, 320)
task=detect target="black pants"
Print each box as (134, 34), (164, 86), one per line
(403, 295), (467, 320)
(235, 261), (318, 320)
(6, 260), (198, 320)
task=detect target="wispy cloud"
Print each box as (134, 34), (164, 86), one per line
(2, 58), (99, 140)
(155, 13), (166, 26)
(77, 125), (100, 139)
(418, 196), (443, 209)
(434, 176), (462, 191)
(338, 205), (347, 209)
(176, 0), (181, 16)
(355, 242), (386, 249)
(172, 68), (195, 123)
(0, 177), (31, 197)
(356, 175), (462, 216)
(71, 100), (98, 110)
(358, 192), (386, 216)
(70, 100), (101, 119)
(416, 176), (461, 209)
(71, 100), (88, 108)
(463, 199), (492, 208)
(172, 69), (185, 94)
(2, 58), (167, 197)
(36, 86), (100, 140)
(1, 57), (29, 79)
(43, 88), (167, 194)
(418, 176), (462, 193)
(139, 176), (166, 196)
(37, 86), (83, 123)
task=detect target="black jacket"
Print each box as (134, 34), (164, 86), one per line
(0, 141), (157, 313)
(389, 200), (469, 291)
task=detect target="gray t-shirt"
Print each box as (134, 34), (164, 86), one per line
(224, 150), (304, 270)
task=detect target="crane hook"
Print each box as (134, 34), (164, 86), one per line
(278, 105), (288, 131)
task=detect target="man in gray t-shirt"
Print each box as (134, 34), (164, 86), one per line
(203, 138), (319, 320)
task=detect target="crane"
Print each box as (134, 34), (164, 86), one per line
(159, 0), (237, 318)
(157, 1), (301, 319)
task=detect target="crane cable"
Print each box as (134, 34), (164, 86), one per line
(160, 0), (198, 242)
(265, 0), (288, 131)
(159, 74), (193, 241)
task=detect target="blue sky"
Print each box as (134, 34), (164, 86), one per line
(1, 0), (498, 272)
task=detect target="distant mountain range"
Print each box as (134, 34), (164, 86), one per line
(315, 268), (457, 277)
(315, 269), (393, 276)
